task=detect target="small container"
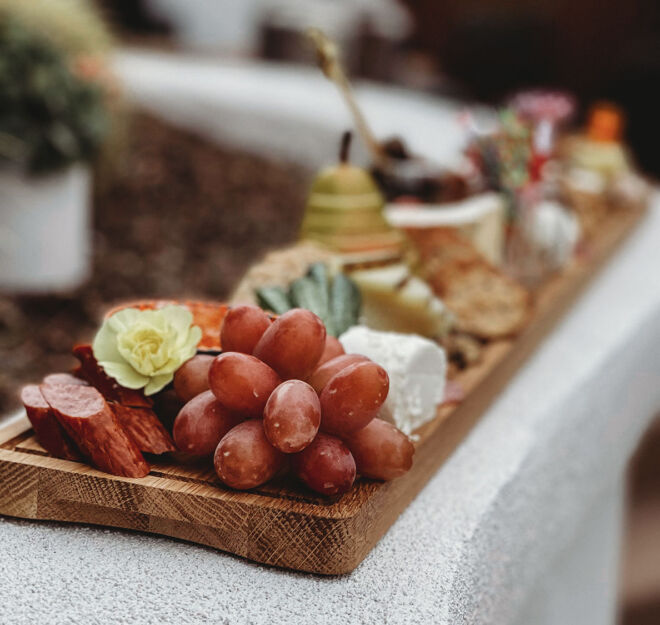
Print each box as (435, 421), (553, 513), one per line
(0, 165), (91, 292)
(505, 184), (579, 287)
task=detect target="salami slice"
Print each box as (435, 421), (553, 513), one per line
(42, 373), (88, 387)
(111, 404), (176, 455)
(72, 344), (153, 408)
(40, 383), (150, 478)
(20, 385), (80, 461)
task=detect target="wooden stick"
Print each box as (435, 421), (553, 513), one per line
(307, 28), (385, 166)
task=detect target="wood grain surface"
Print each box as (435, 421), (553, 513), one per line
(0, 205), (647, 574)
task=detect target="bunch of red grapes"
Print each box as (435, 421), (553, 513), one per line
(172, 306), (414, 495)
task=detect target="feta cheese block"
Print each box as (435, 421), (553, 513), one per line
(339, 326), (447, 435)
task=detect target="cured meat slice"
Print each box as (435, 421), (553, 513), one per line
(111, 404), (175, 455)
(72, 344), (152, 408)
(42, 373), (88, 387)
(70, 346), (174, 454)
(40, 383), (150, 478)
(20, 385), (80, 461)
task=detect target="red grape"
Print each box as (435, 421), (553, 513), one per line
(173, 354), (214, 403)
(320, 361), (389, 436)
(253, 308), (326, 380)
(307, 353), (369, 394)
(220, 305), (272, 354)
(173, 390), (243, 457)
(263, 380), (320, 453)
(214, 419), (285, 489)
(317, 335), (345, 366)
(291, 433), (356, 495)
(208, 352), (280, 417)
(345, 418), (414, 480)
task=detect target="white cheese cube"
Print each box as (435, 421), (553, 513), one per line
(339, 326), (447, 435)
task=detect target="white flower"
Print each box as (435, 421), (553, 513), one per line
(92, 305), (202, 395)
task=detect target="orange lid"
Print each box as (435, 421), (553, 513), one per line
(587, 103), (624, 142)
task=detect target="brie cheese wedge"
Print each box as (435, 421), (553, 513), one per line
(350, 263), (453, 339)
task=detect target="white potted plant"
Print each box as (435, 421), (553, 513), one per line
(0, 2), (114, 292)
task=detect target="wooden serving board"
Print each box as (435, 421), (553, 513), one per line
(0, 204), (647, 575)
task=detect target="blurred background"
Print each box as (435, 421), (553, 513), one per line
(0, 1), (658, 622)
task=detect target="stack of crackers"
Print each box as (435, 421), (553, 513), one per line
(406, 228), (531, 341)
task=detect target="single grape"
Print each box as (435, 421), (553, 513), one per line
(208, 352), (280, 417)
(253, 308), (326, 380)
(319, 361), (389, 436)
(263, 380), (321, 453)
(344, 418), (414, 480)
(214, 419), (285, 490)
(307, 353), (369, 394)
(317, 335), (345, 366)
(220, 305), (272, 354)
(173, 390), (243, 457)
(291, 433), (356, 495)
(173, 354), (214, 403)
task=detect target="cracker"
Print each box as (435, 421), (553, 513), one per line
(408, 228), (531, 339)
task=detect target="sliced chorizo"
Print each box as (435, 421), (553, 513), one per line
(20, 385), (80, 461)
(40, 383), (150, 478)
(42, 373), (88, 387)
(111, 404), (175, 455)
(72, 344), (153, 408)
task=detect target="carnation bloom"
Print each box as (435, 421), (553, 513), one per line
(92, 306), (202, 395)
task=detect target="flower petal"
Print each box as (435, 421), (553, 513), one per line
(107, 308), (140, 334)
(99, 361), (148, 389)
(144, 373), (173, 395)
(181, 325), (202, 356)
(92, 319), (123, 363)
(152, 358), (184, 376)
(161, 305), (194, 335)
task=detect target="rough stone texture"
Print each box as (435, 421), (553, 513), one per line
(1, 195), (658, 624)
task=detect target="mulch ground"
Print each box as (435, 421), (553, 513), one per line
(0, 112), (309, 414)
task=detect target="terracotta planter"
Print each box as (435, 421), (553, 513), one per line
(0, 165), (91, 292)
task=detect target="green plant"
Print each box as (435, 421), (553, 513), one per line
(0, 15), (110, 174)
(256, 263), (362, 337)
(0, 0), (112, 57)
